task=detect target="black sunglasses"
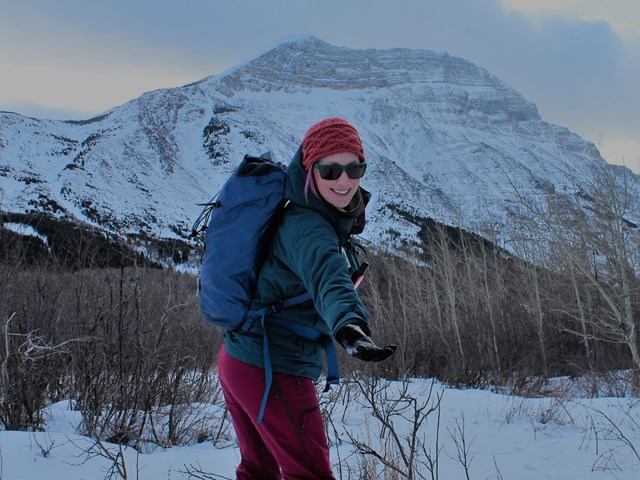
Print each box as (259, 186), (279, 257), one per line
(313, 162), (367, 180)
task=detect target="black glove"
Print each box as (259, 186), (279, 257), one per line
(336, 324), (397, 362)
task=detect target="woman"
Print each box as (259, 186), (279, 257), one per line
(218, 117), (396, 479)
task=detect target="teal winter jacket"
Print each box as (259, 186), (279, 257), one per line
(223, 146), (371, 380)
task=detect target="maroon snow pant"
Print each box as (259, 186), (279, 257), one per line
(218, 345), (336, 480)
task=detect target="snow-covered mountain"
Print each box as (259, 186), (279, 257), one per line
(0, 36), (635, 252)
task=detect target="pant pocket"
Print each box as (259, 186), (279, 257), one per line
(301, 405), (320, 430)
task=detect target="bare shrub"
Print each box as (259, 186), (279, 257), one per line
(0, 260), (224, 446)
(336, 374), (444, 480)
(581, 399), (640, 472)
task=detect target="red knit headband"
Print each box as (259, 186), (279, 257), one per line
(301, 118), (365, 171)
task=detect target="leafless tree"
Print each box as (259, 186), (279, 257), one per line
(507, 160), (640, 372)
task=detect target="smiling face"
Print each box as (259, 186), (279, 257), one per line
(312, 152), (362, 209)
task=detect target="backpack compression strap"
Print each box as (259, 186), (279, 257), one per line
(250, 292), (340, 424)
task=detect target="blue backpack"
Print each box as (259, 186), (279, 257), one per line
(191, 152), (340, 422)
(191, 152), (288, 329)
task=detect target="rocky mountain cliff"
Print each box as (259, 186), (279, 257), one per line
(0, 36), (635, 258)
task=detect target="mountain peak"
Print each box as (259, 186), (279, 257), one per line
(1, 37), (628, 251)
(275, 34), (329, 48)
(210, 37), (525, 100)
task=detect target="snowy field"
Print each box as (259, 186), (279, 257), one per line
(1, 377), (638, 480)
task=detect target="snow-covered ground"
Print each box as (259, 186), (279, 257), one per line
(1, 377), (638, 479)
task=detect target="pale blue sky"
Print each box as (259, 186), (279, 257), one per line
(1, 0), (638, 172)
